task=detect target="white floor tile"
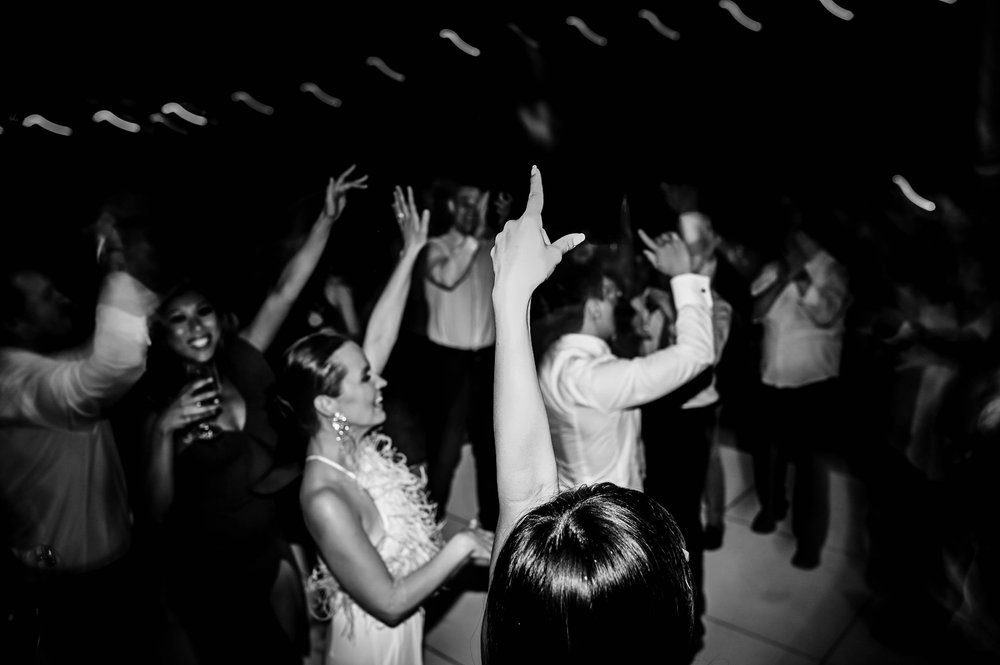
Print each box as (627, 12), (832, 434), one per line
(424, 590), (486, 665)
(703, 519), (870, 659)
(718, 439), (755, 507)
(723, 465), (869, 559)
(445, 444), (479, 523)
(696, 618), (819, 665)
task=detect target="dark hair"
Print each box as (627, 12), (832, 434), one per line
(531, 258), (612, 359)
(484, 483), (694, 665)
(274, 329), (352, 444)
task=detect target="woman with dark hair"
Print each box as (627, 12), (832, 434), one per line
(484, 166), (695, 665)
(136, 167), (367, 665)
(276, 185), (493, 665)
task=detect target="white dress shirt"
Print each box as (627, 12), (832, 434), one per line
(424, 230), (495, 350)
(759, 250), (849, 388)
(0, 274), (149, 571)
(539, 274), (714, 490)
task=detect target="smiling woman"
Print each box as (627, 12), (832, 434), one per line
(127, 169), (366, 665)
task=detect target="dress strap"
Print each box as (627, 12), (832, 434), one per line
(306, 455), (358, 481)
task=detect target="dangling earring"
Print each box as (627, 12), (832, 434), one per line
(331, 412), (351, 443)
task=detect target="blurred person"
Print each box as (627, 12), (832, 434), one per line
(0, 219), (157, 665)
(484, 166), (696, 665)
(136, 167), (367, 665)
(634, 213), (734, 648)
(533, 220), (714, 493)
(748, 198), (851, 569)
(419, 179), (512, 531)
(277, 183), (492, 665)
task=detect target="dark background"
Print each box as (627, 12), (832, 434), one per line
(0, 1), (993, 315)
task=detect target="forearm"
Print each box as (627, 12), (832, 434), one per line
(360, 537), (473, 626)
(363, 247), (422, 375)
(244, 215), (333, 351)
(426, 238), (480, 289)
(492, 291), (558, 564)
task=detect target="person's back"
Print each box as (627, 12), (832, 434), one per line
(535, 250), (714, 491)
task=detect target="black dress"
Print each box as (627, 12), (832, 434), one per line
(162, 336), (301, 665)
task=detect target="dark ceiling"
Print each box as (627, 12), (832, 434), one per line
(0, 1), (992, 299)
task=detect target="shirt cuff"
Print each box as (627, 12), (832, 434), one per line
(670, 274), (713, 310)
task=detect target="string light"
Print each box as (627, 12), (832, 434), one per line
(638, 9), (680, 40)
(231, 91), (274, 115)
(507, 23), (539, 49)
(439, 29), (480, 57)
(300, 82), (343, 107)
(22, 114), (72, 136)
(818, 0), (854, 21)
(892, 174), (937, 212)
(92, 110), (141, 132)
(719, 1), (762, 32)
(161, 102), (207, 126)
(366, 56), (405, 82)
(566, 16), (608, 46)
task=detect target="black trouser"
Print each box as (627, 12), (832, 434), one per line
(753, 379), (841, 555)
(643, 400), (719, 623)
(0, 551), (152, 665)
(424, 341), (499, 531)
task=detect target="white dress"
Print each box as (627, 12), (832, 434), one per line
(306, 434), (441, 665)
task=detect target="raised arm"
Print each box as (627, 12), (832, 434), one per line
(362, 185), (429, 376)
(240, 165), (368, 352)
(490, 166), (585, 578)
(0, 219), (156, 429)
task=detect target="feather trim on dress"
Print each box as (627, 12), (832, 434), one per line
(306, 432), (442, 638)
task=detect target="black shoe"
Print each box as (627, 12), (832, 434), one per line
(791, 548), (821, 570)
(751, 511), (776, 534)
(703, 524), (724, 551)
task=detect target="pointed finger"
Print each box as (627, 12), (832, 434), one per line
(551, 232), (587, 255)
(524, 165), (544, 217)
(407, 185), (417, 213)
(637, 228), (658, 250)
(337, 163), (357, 183)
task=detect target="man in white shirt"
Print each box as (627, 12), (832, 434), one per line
(421, 181), (507, 530)
(537, 228), (715, 492)
(749, 212), (850, 570)
(0, 243), (156, 663)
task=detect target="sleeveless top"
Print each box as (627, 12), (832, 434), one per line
(305, 433), (442, 638)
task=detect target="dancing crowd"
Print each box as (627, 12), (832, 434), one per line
(2, 158), (999, 665)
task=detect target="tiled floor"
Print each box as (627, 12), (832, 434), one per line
(419, 432), (957, 665)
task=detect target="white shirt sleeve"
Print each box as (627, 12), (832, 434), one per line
(565, 274), (715, 412)
(0, 277), (149, 430)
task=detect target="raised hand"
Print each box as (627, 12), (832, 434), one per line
(638, 228), (693, 277)
(323, 164), (370, 223)
(392, 185), (430, 253)
(491, 166), (585, 303)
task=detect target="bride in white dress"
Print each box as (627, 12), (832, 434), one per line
(276, 185), (492, 664)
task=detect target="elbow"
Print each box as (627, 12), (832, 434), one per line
(368, 605), (411, 628)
